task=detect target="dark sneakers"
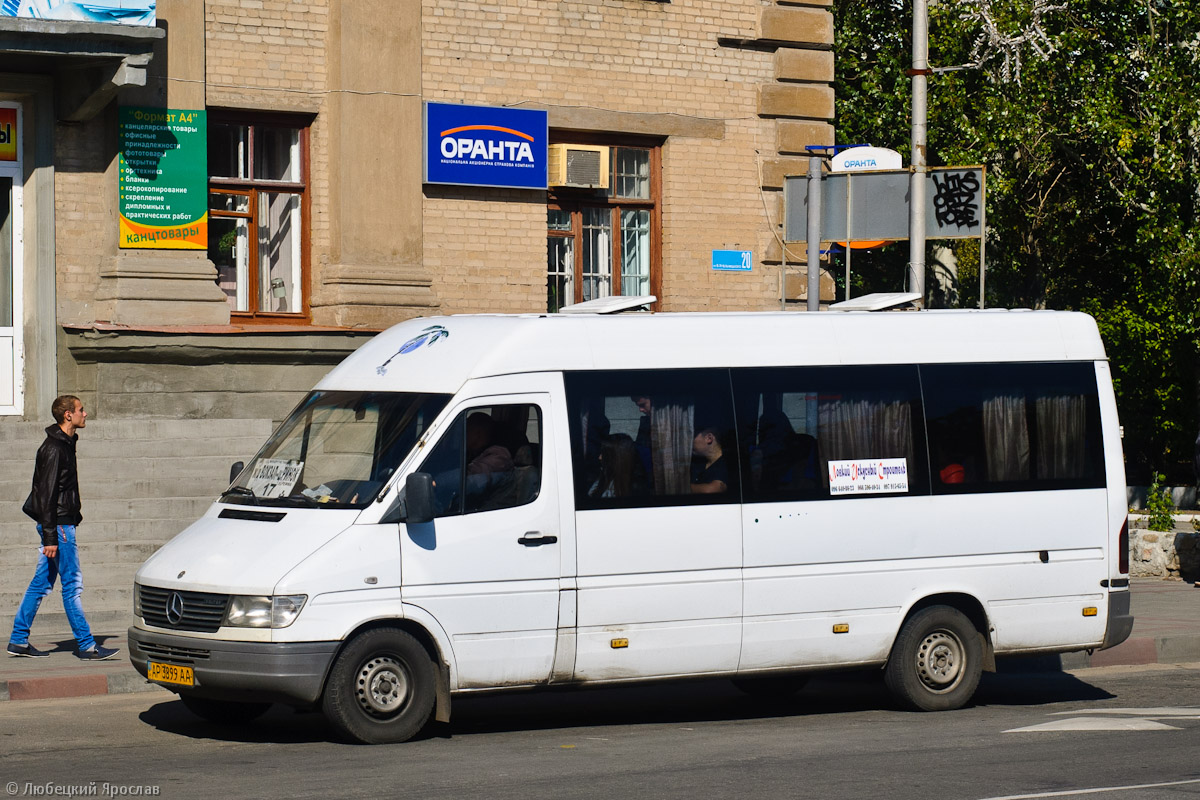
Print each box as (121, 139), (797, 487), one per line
(7, 642), (50, 658)
(75, 645), (120, 661)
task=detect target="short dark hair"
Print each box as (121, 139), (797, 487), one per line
(51, 395), (81, 424)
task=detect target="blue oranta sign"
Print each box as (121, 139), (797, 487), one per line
(424, 102), (548, 190)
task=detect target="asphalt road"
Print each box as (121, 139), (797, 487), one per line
(1, 663), (1199, 800)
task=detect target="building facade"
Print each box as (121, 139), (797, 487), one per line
(1, 0), (835, 424)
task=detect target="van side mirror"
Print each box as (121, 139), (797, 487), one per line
(229, 461), (244, 484)
(404, 472), (435, 524)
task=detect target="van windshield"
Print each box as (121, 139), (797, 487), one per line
(222, 390), (451, 509)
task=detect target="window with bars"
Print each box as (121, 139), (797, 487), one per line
(208, 116), (309, 319)
(547, 144), (659, 312)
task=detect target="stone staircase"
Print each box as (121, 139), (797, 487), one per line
(0, 418), (273, 646)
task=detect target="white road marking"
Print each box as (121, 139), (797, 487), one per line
(1049, 707), (1200, 717)
(1004, 718), (1180, 732)
(976, 777), (1200, 800)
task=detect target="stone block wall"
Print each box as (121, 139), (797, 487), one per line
(1129, 516), (1200, 582)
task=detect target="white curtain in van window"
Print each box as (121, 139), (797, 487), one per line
(983, 393), (1030, 481)
(1036, 393), (1086, 479)
(650, 400), (694, 495)
(818, 396), (913, 482)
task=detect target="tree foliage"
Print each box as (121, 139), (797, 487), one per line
(833, 0), (1200, 482)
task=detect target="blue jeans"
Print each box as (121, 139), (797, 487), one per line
(9, 525), (95, 652)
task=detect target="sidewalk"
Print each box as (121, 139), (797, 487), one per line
(1, 579), (1197, 702)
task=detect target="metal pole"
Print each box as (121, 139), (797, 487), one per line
(909, 0), (928, 308)
(806, 156), (822, 312)
(781, 184), (788, 310)
(845, 174), (852, 302)
(979, 173), (987, 309)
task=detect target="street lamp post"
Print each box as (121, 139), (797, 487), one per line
(908, 0), (929, 308)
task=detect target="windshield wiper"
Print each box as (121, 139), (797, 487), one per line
(279, 492), (320, 508)
(221, 486), (259, 505)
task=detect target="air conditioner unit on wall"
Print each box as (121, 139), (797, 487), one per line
(548, 144), (610, 189)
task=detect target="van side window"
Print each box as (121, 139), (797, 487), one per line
(733, 365), (929, 502)
(921, 362), (1105, 493)
(417, 403), (543, 516)
(565, 369), (738, 509)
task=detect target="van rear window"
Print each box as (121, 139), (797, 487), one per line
(921, 362), (1105, 493)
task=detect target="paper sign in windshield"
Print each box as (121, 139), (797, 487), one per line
(246, 458), (303, 498)
(828, 458), (909, 495)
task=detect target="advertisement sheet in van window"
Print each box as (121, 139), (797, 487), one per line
(828, 458), (909, 495)
(247, 458), (303, 498)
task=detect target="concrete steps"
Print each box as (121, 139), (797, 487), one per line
(0, 417), (272, 642)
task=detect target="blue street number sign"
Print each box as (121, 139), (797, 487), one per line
(712, 250), (753, 272)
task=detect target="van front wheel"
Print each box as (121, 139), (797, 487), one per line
(322, 628), (436, 744)
(884, 606), (982, 712)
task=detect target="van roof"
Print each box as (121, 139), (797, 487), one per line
(317, 309), (1107, 395)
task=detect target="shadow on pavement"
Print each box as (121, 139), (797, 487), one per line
(139, 699), (333, 745)
(136, 666), (1112, 745)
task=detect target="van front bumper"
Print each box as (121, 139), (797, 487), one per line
(128, 626), (340, 706)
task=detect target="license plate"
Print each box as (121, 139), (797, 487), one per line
(147, 660), (194, 687)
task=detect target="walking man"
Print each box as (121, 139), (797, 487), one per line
(7, 395), (118, 660)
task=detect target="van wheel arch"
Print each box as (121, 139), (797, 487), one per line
(896, 593), (995, 673)
(329, 619), (452, 725)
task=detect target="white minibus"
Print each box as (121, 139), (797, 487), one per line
(129, 308), (1132, 743)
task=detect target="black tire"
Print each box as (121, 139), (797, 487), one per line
(321, 627), (436, 745)
(179, 695), (272, 725)
(731, 674), (809, 698)
(884, 605), (983, 712)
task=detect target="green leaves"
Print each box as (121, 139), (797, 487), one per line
(834, 0), (1200, 482)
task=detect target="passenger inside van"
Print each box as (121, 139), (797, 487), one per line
(464, 412), (515, 503)
(589, 433), (646, 499)
(691, 425), (730, 494)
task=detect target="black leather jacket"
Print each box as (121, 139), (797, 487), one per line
(22, 425), (83, 545)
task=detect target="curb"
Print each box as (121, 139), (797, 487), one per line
(0, 671), (165, 702)
(1059, 634), (1200, 670)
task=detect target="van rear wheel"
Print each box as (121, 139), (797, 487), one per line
(322, 627), (436, 744)
(884, 605), (982, 712)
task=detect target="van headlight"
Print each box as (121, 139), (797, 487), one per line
(224, 595), (307, 628)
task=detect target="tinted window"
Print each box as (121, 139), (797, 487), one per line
(733, 365), (928, 502)
(921, 362), (1105, 493)
(565, 370), (738, 509)
(416, 403), (543, 516)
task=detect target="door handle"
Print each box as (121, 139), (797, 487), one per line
(518, 531), (558, 547)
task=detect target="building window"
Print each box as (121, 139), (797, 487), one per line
(547, 143), (660, 312)
(208, 116), (309, 319)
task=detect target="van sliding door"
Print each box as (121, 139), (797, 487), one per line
(564, 369), (742, 680)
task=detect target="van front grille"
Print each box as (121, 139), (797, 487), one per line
(138, 584), (229, 633)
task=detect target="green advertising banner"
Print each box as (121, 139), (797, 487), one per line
(118, 106), (207, 249)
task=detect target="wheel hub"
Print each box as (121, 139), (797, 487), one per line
(916, 630), (964, 692)
(355, 655), (410, 717)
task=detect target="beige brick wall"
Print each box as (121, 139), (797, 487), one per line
(51, 1), (831, 332)
(424, 188), (547, 315)
(54, 113), (113, 324)
(422, 0), (801, 314)
(204, 0), (334, 314)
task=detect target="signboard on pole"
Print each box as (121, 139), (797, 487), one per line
(783, 166), (985, 244)
(118, 106), (207, 250)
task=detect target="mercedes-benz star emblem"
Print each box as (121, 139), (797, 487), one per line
(166, 591), (185, 626)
